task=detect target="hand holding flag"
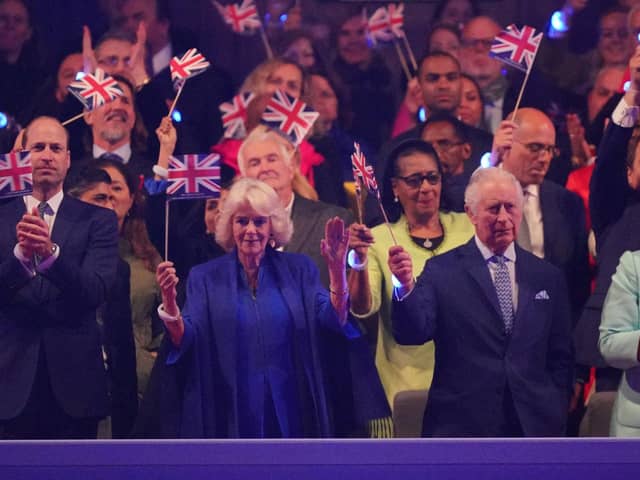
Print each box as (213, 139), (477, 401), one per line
(168, 48), (211, 115)
(166, 153), (221, 200)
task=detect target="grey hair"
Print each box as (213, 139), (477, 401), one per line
(464, 167), (524, 214)
(237, 125), (295, 176)
(215, 177), (293, 251)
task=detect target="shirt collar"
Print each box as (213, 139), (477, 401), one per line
(152, 43), (173, 76)
(474, 235), (517, 264)
(284, 192), (295, 216)
(25, 189), (64, 213)
(523, 183), (539, 198)
(93, 143), (132, 163)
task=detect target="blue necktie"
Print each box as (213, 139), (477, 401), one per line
(491, 255), (514, 335)
(33, 201), (50, 267)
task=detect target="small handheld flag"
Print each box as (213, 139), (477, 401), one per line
(0, 151), (32, 199)
(213, 0), (261, 34)
(170, 48), (211, 89)
(67, 68), (124, 111)
(351, 142), (378, 197)
(166, 153), (221, 199)
(367, 6), (394, 44)
(261, 90), (319, 147)
(490, 24), (542, 73)
(219, 92), (255, 138)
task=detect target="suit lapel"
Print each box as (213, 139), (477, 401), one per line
(539, 181), (561, 265)
(285, 195), (313, 254)
(50, 196), (74, 252)
(513, 248), (535, 333)
(460, 241), (503, 321)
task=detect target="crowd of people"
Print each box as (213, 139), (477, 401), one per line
(2, 0), (640, 440)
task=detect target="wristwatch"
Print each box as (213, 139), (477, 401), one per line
(49, 243), (59, 257)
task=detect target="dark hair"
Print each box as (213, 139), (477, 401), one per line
(425, 23), (461, 55)
(431, 0), (480, 27)
(95, 28), (137, 50)
(381, 139), (443, 222)
(94, 157), (138, 194)
(274, 29), (328, 74)
(417, 50), (461, 78)
(423, 112), (470, 143)
(65, 166), (112, 197)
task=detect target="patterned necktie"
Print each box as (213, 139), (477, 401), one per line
(34, 201), (50, 266)
(98, 152), (124, 164)
(491, 255), (514, 335)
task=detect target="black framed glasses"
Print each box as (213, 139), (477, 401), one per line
(395, 172), (441, 189)
(515, 141), (560, 157)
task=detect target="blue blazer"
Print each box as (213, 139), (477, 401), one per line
(0, 195), (119, 420)
(166, 248), (388, 438)
(392, 239), (574, 437)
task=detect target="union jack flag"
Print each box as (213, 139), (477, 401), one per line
(213, 0), (261, 34)
(261, 90), (319, 147)
(490, 24), (542, 73)
(0, 151), (32, 198)
(170, 48), (211, 89)
(219, 92), (255, 138)
(67, 68), (124, 110)
(166, 153), (221, 199)
(387, 4), (405, 38)
(367, 7), (393, 44)
(351, 142), (378, 196)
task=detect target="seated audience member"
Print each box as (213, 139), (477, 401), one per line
(73, 74), (153, 179)
(111, 0), (233, 155)
(213, 58), (342, 202)
(0, 116), (119, 439)
(237, 125), (353, 288)
(155, 178), (380, 437)
(274, 29), (326, 73)
(65, 167), (138, 439)
(348, 140), (473, 418)
(22, 52), (83, 124)
(539, 6), (632, 97)
(457, 73), (486, 130)
(331, 8), (398, 152)
(390, 167), (574, 437)
(422, 113), (474, 212)
(431, 0), (479, 31)
(0, 0), (46, 120)
(599, 250), (640, 437)
(426, 24), (461, 59)
(95, 158), (163, 402)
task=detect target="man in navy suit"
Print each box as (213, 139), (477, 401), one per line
(390, 167), (574, 437)
(0, 117), (119, 439)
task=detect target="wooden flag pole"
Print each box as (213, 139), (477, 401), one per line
(164, 198), (170, 261)
(511, 46), (541, 123)
(354, 185), (363, 225)
(260, 26), (274, 59)
(61, 111), (89, 126)
(168, 81), (186, 117)
(401, 35), (418, 71)
(393, 39), (411, 82)
(377, 196), (398, 245)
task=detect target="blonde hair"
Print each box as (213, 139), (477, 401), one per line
(215, 177), (294, 251)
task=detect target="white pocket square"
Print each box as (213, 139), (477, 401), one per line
(535, 290), (550, 300)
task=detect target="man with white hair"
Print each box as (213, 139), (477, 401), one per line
(389, 167), (574, 437)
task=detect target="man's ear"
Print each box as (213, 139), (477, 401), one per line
(84, 110), (94, 126)
(461, 142), (472, 161)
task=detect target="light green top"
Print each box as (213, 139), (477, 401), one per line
(352, 212), (474, 409)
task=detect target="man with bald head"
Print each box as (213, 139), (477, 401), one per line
(494, 108), (590, 329)
(0, 116), (119, 439)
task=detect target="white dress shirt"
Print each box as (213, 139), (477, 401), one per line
(612, 96), (640, 128)
(152, 43), (173, 76)
(522, 184), (545, 259)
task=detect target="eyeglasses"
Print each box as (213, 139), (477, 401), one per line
(515, 141), (560, 157)
(395, 172), (441, 189)
(461, 38), (494, 51)
(430, 139), (465, 151)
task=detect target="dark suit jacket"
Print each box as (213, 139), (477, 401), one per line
(286, 195), (354, 288)
(392, 240), (574, 437)
(71, 150), (155, 182)
(0, 196), (119, 420)
(102, 258), (137, 438)
(539, 180), (590, 325)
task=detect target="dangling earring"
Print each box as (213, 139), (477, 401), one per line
(393, 195), (399, 203)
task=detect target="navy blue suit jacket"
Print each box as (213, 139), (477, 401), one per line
(393, 240), (574, 437)
(0, 195), (119, 420)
